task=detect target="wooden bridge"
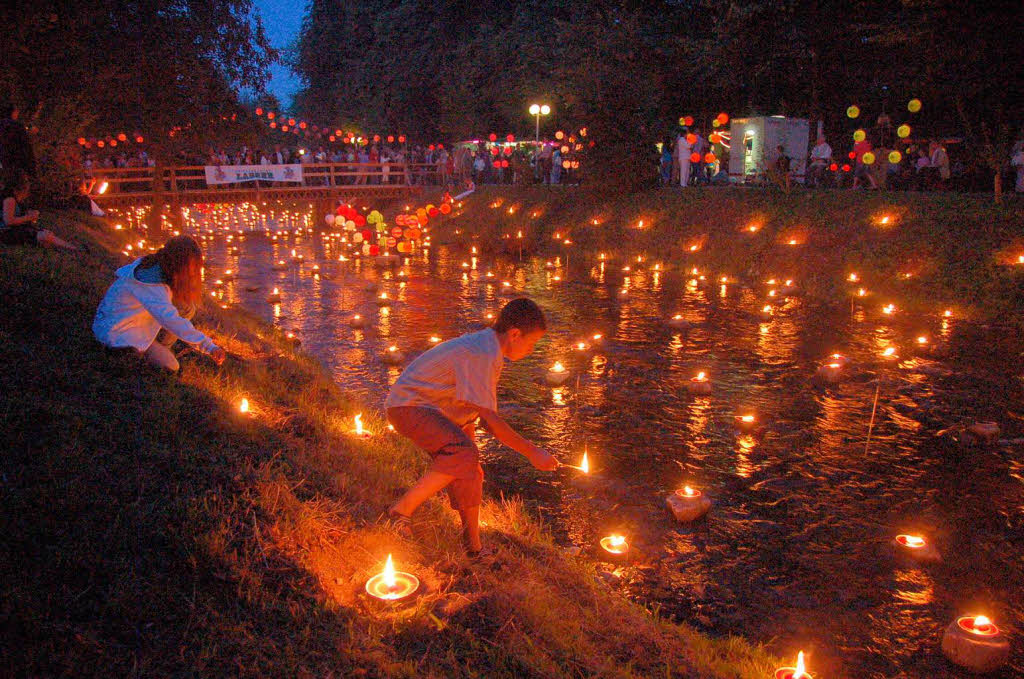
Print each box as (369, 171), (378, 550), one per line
(89, 163), (442, 209)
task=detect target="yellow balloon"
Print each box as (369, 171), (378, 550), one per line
(888, 151), (902, 164)
(897, 124), (911, 138)
(862, 152), (876, 165)
(853, 129), (866, 142)
(847, 105), (860, 119)
(908, 99), (922, 113)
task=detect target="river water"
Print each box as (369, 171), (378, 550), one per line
(195, 214), (1022, 679)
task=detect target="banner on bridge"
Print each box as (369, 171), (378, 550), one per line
(204, 164), (304, 185)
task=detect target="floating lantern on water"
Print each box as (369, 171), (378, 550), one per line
(222, 269), (235, 281)
(383, 345), (405, 364)
(894, 533), (941, 562)
(666, 485), (713, 523)
(882, 303), (896, 315)
(591, 333), (604, 344)
(213, 278), (225, 288)
(545, 260), (557, 270)
(348, 313), (366, 329)
(848, 272), (859, 282)
(365, 554), (420, 602)
(964, 421), (1000, 446)
(285, 330), (300, 344)
(774, 651), (809, 679)
(499, 281), (516, 296)
(573, 340), (591, 353)
(546, 361), (571, 386)
(734, 414), (757, 431)
(941, 614), (1010, 674)
(882, 346), (897, 359)
(760, 304), (775, 318)
(856, 287), (869, 298)
(616, 287), (629, 299)
(265, 287), (281, 303)
(816, 360), (845, 383)
(781, 279), (797, 295)
(669, 314), (692, 330)
(428, 335), (442, 344)
(687, 371), (712, 394)
(272, 259), (288, 271)
(311, 264), (320, 275)
(352, 413), (372, 439)
(599, 534), (629, 559)
(239, 398), (250, 414)
(376, 292), (391, 306)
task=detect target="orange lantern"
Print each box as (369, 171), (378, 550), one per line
(715, 112), (729, 125)
(117, 133), (127, 142)
(686, 133), (697, 145)
(255, 107), (263, 115)
(439, 203), (451, 214)
(704, 152), (716, 164)
(689, 152), (701, 163)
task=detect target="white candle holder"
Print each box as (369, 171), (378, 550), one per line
(666, 487), (713, 522)
(941, 615), (1010, 674)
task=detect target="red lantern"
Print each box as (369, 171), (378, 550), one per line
(500, 159), (509, 168)
(299, 122), (307, 129)
(684, 116), (694, 126)
(407, 227), (421, 240)
(437, 144), (444, 149)
(77, 137), (86, 145)
(506, 134), (515, 142)
(255, 107), (263, 115)
(373, 135), (380, 142)
(686, 133), (697, 145)
(716, 112), (729, 126)
(428, 144), (435, 151)
(117, 133), (127, 142)
(391, 226), (403, 238)
(842, 164), (851, 172)
(288, 118), (295, 126)
(96, 140), (105, 148)
(361, 229), (372, 241)
(492, 160), (500, 168)
(689, 152), (701, 163)
(417, 214), (428, 226)
(428, 207), (440, 218)
(386, 237), (397, 248)
(489, 133), (497, 142)
(267, 111), (275, 119)
(398, 135), (406, 143)
(829, 163), (838, 171)
(387, 135), (394, 143)
(439, 203), (451, 214)
(369, 245), (380, 256)
(354, 214), (366, 227)
(848, 151), (856, 160)
(281, 125), (288, 132)
(491, 147), (499, 155)
(110, 139), (117, 147)
(704, 152), (716, 164)
(708, 133), (721, 144)
(504, 146), (512, 155)
(329, 135), (335, 142)
(135, 135), (144, 143)
(270, 122), (277, 129)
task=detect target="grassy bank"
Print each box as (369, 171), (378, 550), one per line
(0, 211), (777, 677)
(441, 186), (1024, 320)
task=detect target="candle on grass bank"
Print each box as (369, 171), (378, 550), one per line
(774, 651), (809, 679)
(365, 554), (419, 602)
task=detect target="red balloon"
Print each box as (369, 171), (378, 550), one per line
(491, 147), (499, 155)
(506, 134), (515, 142)
(369, 244), (380, 256)
(488, 133), (497, 142)
(354, 214), (366, 227)
(428, 207), (440, 218)
(689, 152), (701, 163)
(439, 203), (451, 214)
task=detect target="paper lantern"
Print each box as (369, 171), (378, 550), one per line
(491, 147), (499, 155)
(416, 208), (427, 221)
(708, 133), (721, 144)
(500, 159), (509, 168)
(715, 112), (729, 125)
(368, 210), (383, 223)
(361, 229), (372, 241)
(96, 140), (105, 148)
(135, 135), (144, 143)
(897, 124), (911, 138)
(354, 214), (366, 227)
(503, 146), (512, 155)
(488, 133), (497, 142)
(689, 152), (701, 163)
(110, 140), (117, 147)
(908, 99), (922, 113)
(562, 160), (571, 169)
(686, 133), (697, 145)
(406, 227), (421, 240)
(506, 134), (514, 142)
(369, 245), (380, 256)
(299, 122), (307, 129)
(398, 135), (406, 143)
(345, 220), (356, 230)
(862, 152), (876, 165)
(417, 214), (428, 226)
(353, 232), (364, 243)
(853, 129), (866, 142)
(373, 135), (380, 142)
(829, 163), (838, 171)
(396, 241), (410, 254)
(386, 237), (397, 247)
(117, 133), (127, 142)
(428, 207), (440, 218)
(560, 145), (569, 154)
(847, 105), (860, 118)
(492, 160), (500, 168)
(255, 107), (263, 115)
(391, 226), (403, 238)
(704, 152), (716, 164)
(267, 111), (275, 119)
(888, 151), (902, 164)
(387, 135), (394, 143)
(842, 163), (851, 172)
(324, 214), (336, 225)
(428, 144), (435, 151)
(683, 116), (694, 126)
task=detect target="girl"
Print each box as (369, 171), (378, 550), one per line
(93, 235), (225, 371)
(1, 171), (79, 250)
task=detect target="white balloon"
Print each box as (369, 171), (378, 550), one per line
(324, 213), (336, 225)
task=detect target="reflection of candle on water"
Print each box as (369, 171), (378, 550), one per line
(774, 651), (807, 679)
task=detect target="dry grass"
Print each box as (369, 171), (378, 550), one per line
(0, 209), (777, 677)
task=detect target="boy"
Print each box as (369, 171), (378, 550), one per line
(385, 298), (557, 557)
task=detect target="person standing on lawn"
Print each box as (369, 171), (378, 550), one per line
(385, 298), (558, 557)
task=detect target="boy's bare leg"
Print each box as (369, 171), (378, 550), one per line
(459, 505), (482, 552)
(391, 470), (454, 517)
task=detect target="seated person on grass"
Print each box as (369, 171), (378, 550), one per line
(93, 235), (225, 372)
(0, 170), (79, 250)
(385, 297), (558, 558)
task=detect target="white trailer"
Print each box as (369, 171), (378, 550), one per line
(728, 116), (810, 184)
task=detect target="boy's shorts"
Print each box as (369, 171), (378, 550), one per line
(386, 406), (483, 510)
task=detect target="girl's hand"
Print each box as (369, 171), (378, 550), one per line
(210, 347), (227, 365)
(26, 209), (40, 221)
(530, 448), (558, 472)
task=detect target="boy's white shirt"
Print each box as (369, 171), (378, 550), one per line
(386, 328), (503, 426)
(93, 258), (218, 354)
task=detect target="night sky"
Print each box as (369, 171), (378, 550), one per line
(253, 0), (303, 106)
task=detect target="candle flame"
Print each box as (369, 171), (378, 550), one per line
(551, 362), (565, 373)
(592, 333), (603, 341)
(272, 287), (279, 294)
(354, 413), (363, 435)
(696, 371), (706, 381)
(609, 535), (625, 547)
(239, 398), (249, 413)
(848, 273), (859, 282)
(741, 415), (755, 423)
(974, 615), (991, 627)
(906, 535), (925, 547)
(943, 309), (953, 317)
(382, 554), (396, 589)
(353, 314), (361, 320)
(883, 347), (896, 357)
(388, 345), (398, 352)
(794, 651), (806, 678)
(580, 450), (589, 473)
(881, 215), (890, 224)
(917, 336), (928, 344)
(97, 181), (109, 194)
(683, 485), (695, 496)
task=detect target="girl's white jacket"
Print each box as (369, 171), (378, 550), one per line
(93, 259), (218, 354)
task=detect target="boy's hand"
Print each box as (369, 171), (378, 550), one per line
(530, 447), (558, 471)
(210, 347), (227, 365)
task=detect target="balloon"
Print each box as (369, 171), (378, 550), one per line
(439, 203), (451, 215)
(853, 129), (866, 142)
(324, 214), (336, 225)
(353, 232), (364, 243)
(428, 207), (440, 218)
(888, 150), (902, 164)
(689, 152), (701, 163)
(862, 152), (876, 165)
(847, 105), (860, 119)
(369, 244), (380, 256)
(704, 152), (716, 164)
(897, 124), (911, 138)
(686, 133), (697, 145)
(908, 99), (922, 113)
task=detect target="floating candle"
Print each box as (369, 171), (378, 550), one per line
(942, 614), (1010, 673)
(383, 346), (405, 364)
(735, 414), (757, 431)
(273, 259), (288, 271)
(686, 371), (712, 394)
(669, 314), (692, 330)
(352, 413), (372, 439)
(376, 292), (391, 306)
(365, 554), (420, 601)
(239, 398), (250, 414)
(265, 287), (281, 303)
(546, 361), (571, 386)
(882, 303), (896, 315)
(774, 651), (808, 679)
(428, 335), (442, 344)
(816, 361), (844, 383)
(580, 450), (590, 473)
(667, 485), (713, 522)
(348, 313), (366, 329)
(894, 533), (941, 562)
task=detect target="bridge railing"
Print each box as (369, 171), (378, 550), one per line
(88, 163), (443, 198)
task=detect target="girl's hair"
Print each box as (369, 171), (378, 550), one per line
(2, 169), (29, 197)
(140, 235), (203, 306)
(494, 298), (546, 335)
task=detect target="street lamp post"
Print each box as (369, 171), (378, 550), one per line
(529, 103), (550, 142)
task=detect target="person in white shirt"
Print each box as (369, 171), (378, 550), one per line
(676, 132), (692, 187)
(93, 235), (225, 371)
(808, 136), (833, 188)
(385, 298), (557, 557)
